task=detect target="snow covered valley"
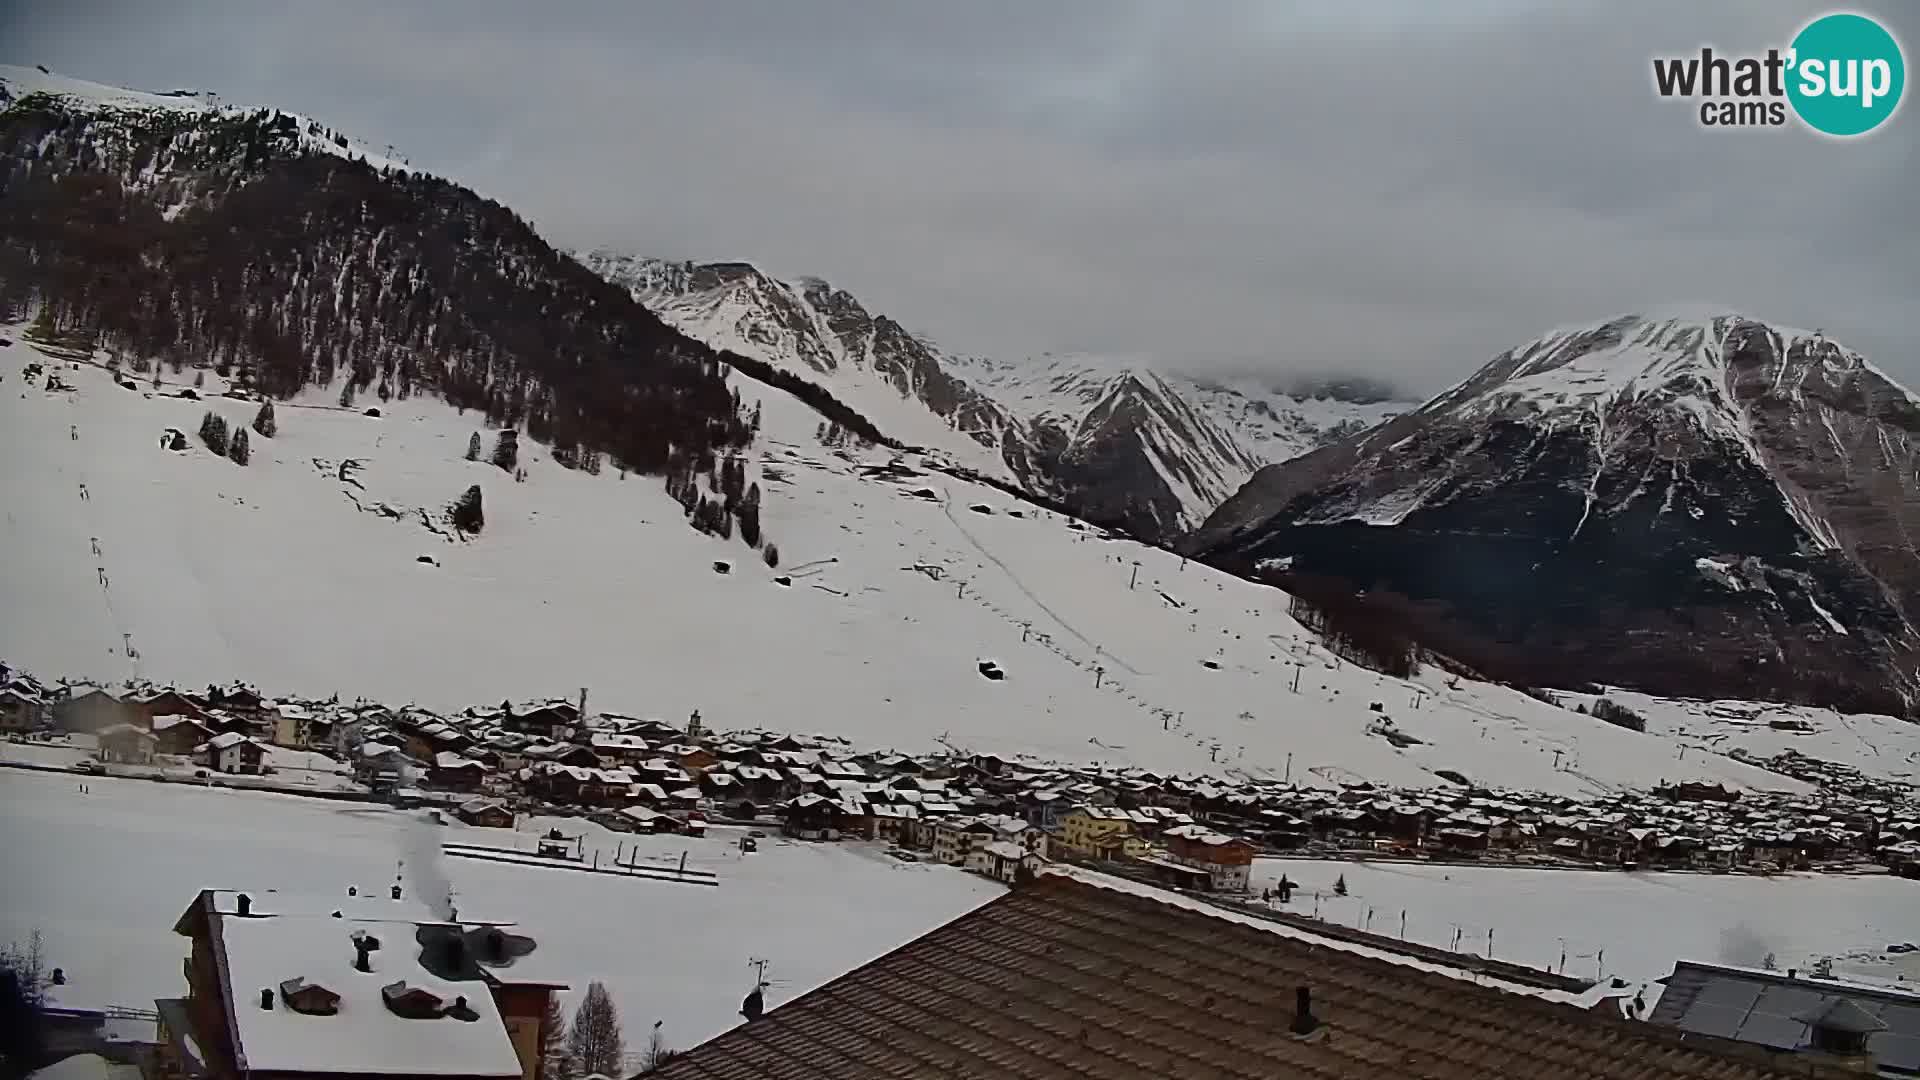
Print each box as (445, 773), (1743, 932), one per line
(7, 333), (1910, 800)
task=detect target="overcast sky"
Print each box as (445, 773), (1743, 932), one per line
(4, 1), (1914, 392)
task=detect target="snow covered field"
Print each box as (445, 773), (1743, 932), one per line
(0, 329), (1894, 797)
(1247, 858), (1920, 990)
(0, 770), (1000, 1051)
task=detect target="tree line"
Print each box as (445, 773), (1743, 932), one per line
(0, 95), (892, 545)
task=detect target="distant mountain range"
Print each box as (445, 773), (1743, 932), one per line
(578, 251), (1409, 540)
(1187, 310), (1920, 718)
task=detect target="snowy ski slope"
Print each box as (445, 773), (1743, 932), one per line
(0, 327), (1880, 797)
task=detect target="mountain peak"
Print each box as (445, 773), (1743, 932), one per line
(1192, 309), (1920, 718)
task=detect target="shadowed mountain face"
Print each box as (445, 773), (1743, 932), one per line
(1188, 312), (1920, 717)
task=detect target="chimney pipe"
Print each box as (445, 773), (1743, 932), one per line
(1289, 985), (1323, 1040)
(236, 894), (252, 917)
(260, 988), (274, 1010)
(391, 883), (402, 900)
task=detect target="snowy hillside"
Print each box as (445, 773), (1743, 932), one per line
(2, 322), (1877, 800)
(0, 63), (408, 173)
(1192, 310), (1920, 717)
(579, 251), (1409, 540)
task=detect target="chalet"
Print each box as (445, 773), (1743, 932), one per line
(208, 683), (266, 718)
(152, 714), (214, 756)
(354, 742), (406, 788)
(784, 794), (860, 840)
(456, 798), (515, 829)
(55, 687), (137, 734)
(504, 700), (578, 739)
(868, 802), (920, 845)
(965, 840), (1043, 884)
(931, 817), (1000, 866)
(158, 888), (566, 1080)
(616, 805), (674, 834)
(270, 703), (330, 749)
(97, 721), (159, 764)
(130, 688), (210, 727)
(1161, 824), (1256, 892)
(659, 744), (717, 776)
(586, 733), (651, 765)
(525, 742), (600, 769)
(0, 686), (42, 732)
(197, 732), (266, 774)
(430, 752), (488, 792)
(522, 763), (593, 804)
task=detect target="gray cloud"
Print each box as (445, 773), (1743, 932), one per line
(4, 0), (1914, 392)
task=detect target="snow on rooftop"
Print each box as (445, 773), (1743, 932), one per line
(216, 913), (523, 1077)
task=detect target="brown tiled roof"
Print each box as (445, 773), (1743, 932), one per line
(651, 874), (1817, 1080)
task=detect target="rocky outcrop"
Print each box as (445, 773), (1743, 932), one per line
(1188, 311), (1920, 716)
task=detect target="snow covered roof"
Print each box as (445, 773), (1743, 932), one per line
(215, 913), (524, 1077)
(203, 731), (258, 750)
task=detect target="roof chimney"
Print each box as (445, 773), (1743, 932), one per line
(236, 893), (252, 917)
(1289, 986), (1326, 1043)
(260, 988), (274, 1010)
(352, 931), (381, 973)
(391, 883), (403, 900)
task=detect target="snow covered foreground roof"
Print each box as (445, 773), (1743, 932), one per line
(214, 914), (524, 1077)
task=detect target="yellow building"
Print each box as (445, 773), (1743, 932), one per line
(1057, 806), (1148, 860)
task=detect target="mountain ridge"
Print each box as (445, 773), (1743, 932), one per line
(581, 250), (1410, 540)
(1188, 309), (1920, 717)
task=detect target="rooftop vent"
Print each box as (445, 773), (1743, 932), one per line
(445, 995), (479, 1023)
(279, 977), (342, 1017)
(236, 894), (253, 917)
(381, 980), (445, 1019)
(259, 988), (274, 1011)
(351, 930), (382, 973)
(1288, 986), (1326, 1043)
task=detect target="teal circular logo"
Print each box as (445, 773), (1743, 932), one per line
(1787, 13), (1905, 136)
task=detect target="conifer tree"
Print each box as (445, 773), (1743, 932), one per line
(228, 426), (250, 465)
(466, 432), (482, 462)
(252, 400), (277, 438)
(450, 484), (484, 534)
(566, 982), (624, 1079)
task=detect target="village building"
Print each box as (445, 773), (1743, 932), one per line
(270, 703), (332, 750)
(151, 714), (214, 757)
(158, 888), (567, 1080)
(644, 873), (1820, 1080)
(97, 721), (160, 764)
(1650, 960), (1920, 1075)
(1056, 806), (1148, 860)
(129, 688), (211, 728)
(456, 798), (516, 829)
(964, 840), (1044, 884)
(354, 742), (406, 789)
(197, 731), (266, 774)
(1157, 823), (1256, 892)
(0, 685), (46, 732)
(429, 752), (489, 792)
(55, 687), (139, 734)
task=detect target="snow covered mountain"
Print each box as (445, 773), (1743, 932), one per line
(1188, 310), (1920, 717)
(579, 251), (1407, 540)
(8, 320), (1888, 800)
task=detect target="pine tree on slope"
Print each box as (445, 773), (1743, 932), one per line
(540, 995), (571, 1080)
(253, 400), (277, 438)
(466, 432), (482, 462)
(228, 426), (251, 466)
(566, 981), (624, 1079)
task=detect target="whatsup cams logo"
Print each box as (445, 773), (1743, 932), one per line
(1652, 11), (1905, 136)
